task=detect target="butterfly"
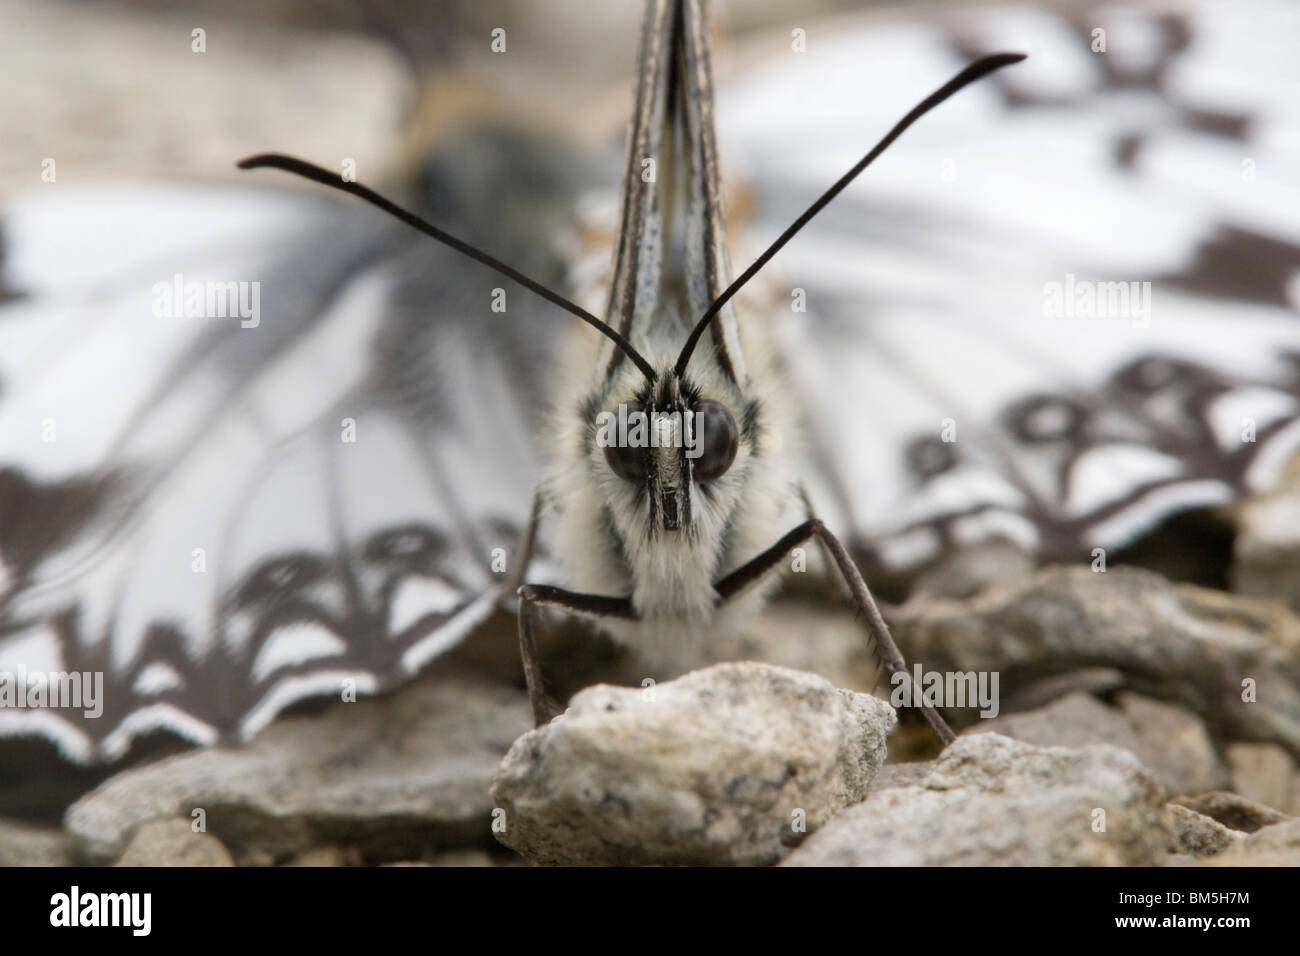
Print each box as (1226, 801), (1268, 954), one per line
(2, 0), (1298, 764)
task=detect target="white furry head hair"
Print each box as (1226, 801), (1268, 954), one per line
(544, 298), (802, 667)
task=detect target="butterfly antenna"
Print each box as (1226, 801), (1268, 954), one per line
(238, 153), (658, 383)
(674, 51), (1026, 377)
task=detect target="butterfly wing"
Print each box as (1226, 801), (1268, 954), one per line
(0, 127), (577, 762)
(714, 0), (1300, 572)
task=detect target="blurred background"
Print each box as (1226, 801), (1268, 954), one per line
(1, 0), (910, 195)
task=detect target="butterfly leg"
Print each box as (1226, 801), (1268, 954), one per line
(516, 584), (637, 727)
(798, 485), (848, 605)
(713, 519), (956, 746)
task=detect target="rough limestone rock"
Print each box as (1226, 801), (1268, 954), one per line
(999, 667), (1126, 714)
(870, 762), (934, 791)
(490, 662), (896, 865)
(890, 566), (1300, 758)
(1208, 818), (1300, 866)
(115, 819), (235, 867)
(67, 676), (531, 864)
(1225, 742), (1296, 811)
(1162, 804), (1240, 859)
(966, 691), (1228, 795)
(781, 733), (1169, 866)
(1232, 487), (1300, 616)
(281, 846), (362, 867)
(1170, 791), (1291, 833)
(0, 817), (77, 866)
(1115, 693), (1230, 795)
(965, 691), (1141, 750)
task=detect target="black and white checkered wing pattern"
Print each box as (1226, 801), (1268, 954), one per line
(715, 0), (1300, 571)
(0, 155), (569, 761)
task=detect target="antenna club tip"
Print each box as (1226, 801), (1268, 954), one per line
(237, 153), (291, 171)
(977, 51), (1028, 71)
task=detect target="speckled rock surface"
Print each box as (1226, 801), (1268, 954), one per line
(782, 733), (1169, 866)
(115, 818), (235, 867)
(965, 690), (1229, 795)
(890, 566), (1300, 758)
(67, 675), (530, 864)
(491, 662), (895, 865)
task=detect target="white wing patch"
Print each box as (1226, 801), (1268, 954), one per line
(131, 662), (184, 697)
(0, 176), (552, 762)
(250, 623), (348, 684)
(717, 0), (1300, 568)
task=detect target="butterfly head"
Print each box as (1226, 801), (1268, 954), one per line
(598, 368), (741, 535)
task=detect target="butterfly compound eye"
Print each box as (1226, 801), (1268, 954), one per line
(690, 400), (738, 482)
(602, 402), (649, 482)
